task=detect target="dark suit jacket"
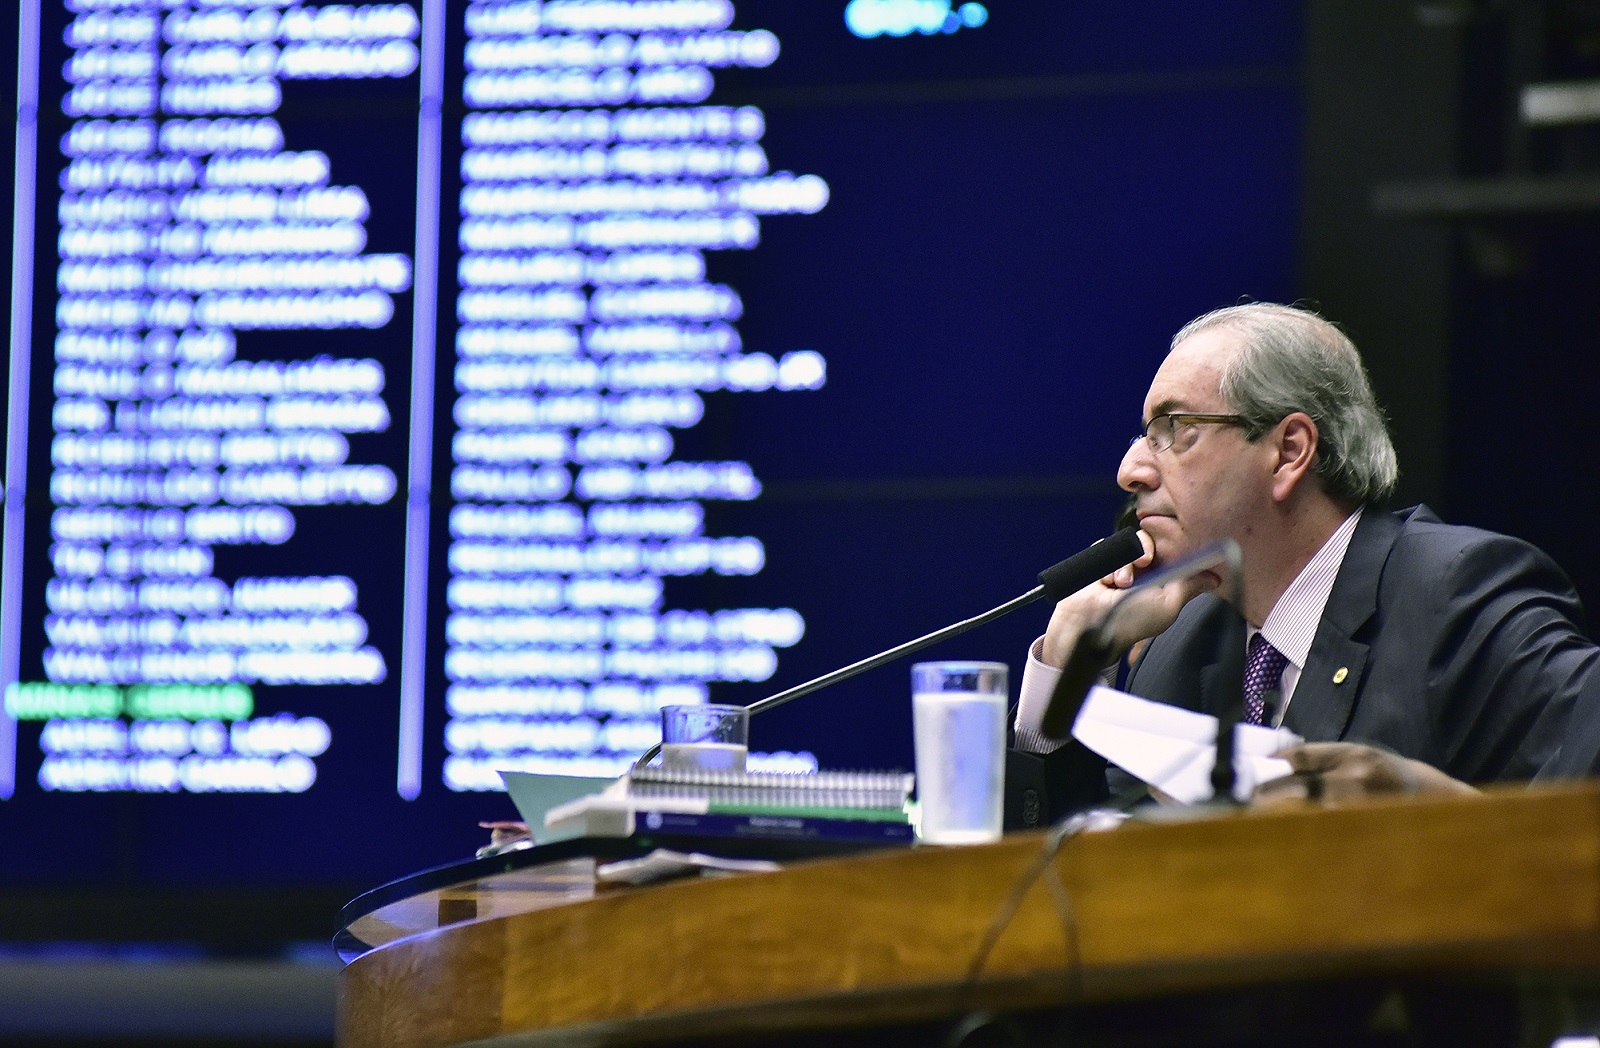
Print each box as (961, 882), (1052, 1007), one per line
(1018, 506), (1597, 820)
(1538, 652), (1600, 780)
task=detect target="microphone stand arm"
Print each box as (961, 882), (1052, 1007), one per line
(632, 585), (1047, 769)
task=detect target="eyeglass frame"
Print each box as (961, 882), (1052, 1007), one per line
(1132, 412), (1251, 454)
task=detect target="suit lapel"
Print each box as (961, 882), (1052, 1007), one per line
(1281, 509), (1404, 741)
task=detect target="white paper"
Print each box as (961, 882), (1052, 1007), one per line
(596, 849), (780, 886)
(1071, 685), (1300, 803)
(499, 770), (619, 842)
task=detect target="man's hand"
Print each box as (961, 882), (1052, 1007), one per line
(1253, 742), (1478, 805)
(1038, 530), (1217, 668)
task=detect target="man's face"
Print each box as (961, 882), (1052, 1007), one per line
(1116, 327), (1275, 568)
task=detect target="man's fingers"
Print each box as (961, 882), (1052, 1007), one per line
(1254, 768), (1345, 805)
(1276, 741), (1366, 773)
(1252, 772), (1310, 805)
(1257, 744), (1476, 804)
(1105, 530), (1156, 589)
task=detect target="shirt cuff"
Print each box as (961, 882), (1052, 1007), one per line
(1014, 636), (1068, 753)
(1013, 635), (1117, 754)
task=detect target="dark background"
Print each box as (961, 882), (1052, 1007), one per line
(2, 0), (1599, 1042)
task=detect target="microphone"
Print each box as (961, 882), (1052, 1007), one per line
(1037, 527), (1145, 601)
(632, 527), (1144, 768)
(1037, 539), (1241, 741)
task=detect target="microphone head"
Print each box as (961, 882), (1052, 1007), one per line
(1037, 527), (1143, 601)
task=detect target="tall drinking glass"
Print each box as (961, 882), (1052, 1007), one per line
(911, 661), (1007, 844)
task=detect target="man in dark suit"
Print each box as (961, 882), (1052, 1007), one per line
(1011, 303), (1596, 814)
(1257, 650), (1600, 804)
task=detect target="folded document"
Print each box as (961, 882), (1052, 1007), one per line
(1072, 685), (1301, 803)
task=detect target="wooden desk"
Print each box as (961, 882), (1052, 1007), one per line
(338, 784), (1600, 1048)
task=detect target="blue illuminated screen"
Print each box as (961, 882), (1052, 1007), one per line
(0, 0), (1301, 886)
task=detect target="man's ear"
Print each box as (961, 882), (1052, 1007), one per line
(1270, 412), (1318, 502)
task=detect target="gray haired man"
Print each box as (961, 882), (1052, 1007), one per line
(1012, 303), (1596, 812)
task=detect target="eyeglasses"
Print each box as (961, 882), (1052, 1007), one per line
(1133, 412), (1248, 453)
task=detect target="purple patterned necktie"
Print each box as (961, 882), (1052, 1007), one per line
(1243, 633), (1289, 726)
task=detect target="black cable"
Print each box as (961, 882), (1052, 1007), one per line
(956, 781), (1150, 1039)
(961, 811), (1093, 993)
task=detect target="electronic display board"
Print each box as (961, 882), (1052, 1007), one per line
(1, 0), (1301, 891)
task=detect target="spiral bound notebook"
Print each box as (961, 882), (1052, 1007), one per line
(519, 766), (915, 842)
(624, 766), (914, 815)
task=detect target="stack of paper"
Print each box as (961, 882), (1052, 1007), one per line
(1072, 685), (1299, 803)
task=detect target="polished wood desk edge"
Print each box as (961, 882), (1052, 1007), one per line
(338, 783), (1600, 1048)
(400, 938), (1600, 1048)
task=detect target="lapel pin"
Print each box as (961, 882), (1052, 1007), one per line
(1332, 667), (1348, 684)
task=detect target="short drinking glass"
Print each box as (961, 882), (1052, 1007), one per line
(659, 703), (749, 773)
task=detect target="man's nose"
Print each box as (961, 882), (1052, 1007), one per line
(1117, 438), (1155, 493)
